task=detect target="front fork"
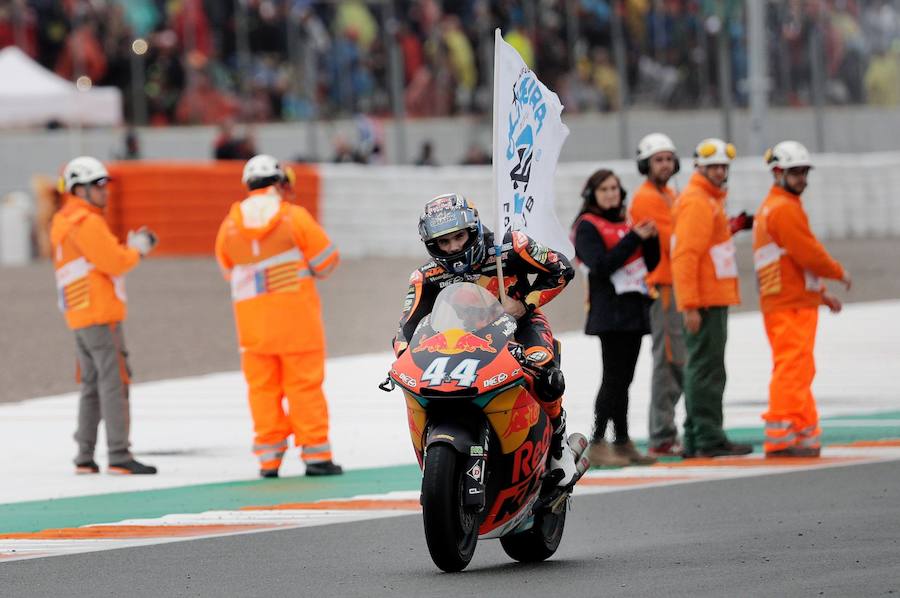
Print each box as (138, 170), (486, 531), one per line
(461, 420), (490, 511)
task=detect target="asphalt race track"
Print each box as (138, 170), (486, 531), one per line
(3, 460), (899, 597)
(2, 238), (898, 595)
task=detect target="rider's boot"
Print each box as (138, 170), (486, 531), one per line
(548, 409), (582, 487)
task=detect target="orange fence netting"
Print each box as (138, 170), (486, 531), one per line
(103, 161), (320, 256)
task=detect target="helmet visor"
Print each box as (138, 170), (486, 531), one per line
(420, 206), (479, 242)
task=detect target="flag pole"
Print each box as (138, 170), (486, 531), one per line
(491, 28), (507, 302)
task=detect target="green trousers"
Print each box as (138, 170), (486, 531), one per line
(683, 306), (729, 452)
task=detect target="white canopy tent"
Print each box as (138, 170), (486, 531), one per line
(0, 46), (122, 128)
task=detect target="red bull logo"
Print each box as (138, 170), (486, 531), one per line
(502, 391), (540, 438)
(413, 332), (449, 353)
(413, 330), (497, 354)
(455, 332), (496, 353)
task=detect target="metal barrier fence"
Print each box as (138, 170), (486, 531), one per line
(320, 153), (900, 258)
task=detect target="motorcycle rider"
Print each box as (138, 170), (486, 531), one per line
(394, 193), (579, 486)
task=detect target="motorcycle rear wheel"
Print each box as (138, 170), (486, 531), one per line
(499, 504), (567, 562)
(421, 444), (479, 572)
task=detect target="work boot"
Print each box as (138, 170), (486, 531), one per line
(766, 446), (821, 458)
(612, 440), (657, 466)
(305, 460), (343, 476)
(548, 411), (579, 487)
(587, 440), (630, 467)
(695, 440), (753, 458)
(259, 468), (279, 478)
(108, 459), (157, 475)
(75, 460), (100, 475)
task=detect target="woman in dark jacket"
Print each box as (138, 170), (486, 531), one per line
(572, 169), (661, 467)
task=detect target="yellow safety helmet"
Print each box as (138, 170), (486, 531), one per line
(693, 138), (736, 166)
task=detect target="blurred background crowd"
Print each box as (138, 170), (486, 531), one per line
(1, 0), (899, 130)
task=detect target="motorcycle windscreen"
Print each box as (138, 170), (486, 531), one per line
(429, 282), (507, 334)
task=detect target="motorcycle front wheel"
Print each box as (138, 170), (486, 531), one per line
(421, 444), (479, 572)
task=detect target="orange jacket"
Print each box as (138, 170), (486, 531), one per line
(752, 185), (845, 314)
(215, 187), (339, 354)
(671, 172), (740, 310)
(50, 196), (141, 330)
(628, 179), (677, 286)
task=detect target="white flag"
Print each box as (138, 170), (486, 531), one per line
(492, 28), (573, 259)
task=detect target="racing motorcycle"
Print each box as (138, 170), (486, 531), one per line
(379, 282), (590, 572)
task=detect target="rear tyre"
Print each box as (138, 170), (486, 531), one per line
(421, 444), (479, 572)
(499, 505), (567, 562)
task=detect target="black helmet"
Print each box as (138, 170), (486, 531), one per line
(418, 193), (486, 274)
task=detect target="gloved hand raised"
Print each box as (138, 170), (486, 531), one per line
(728, 211), (754, 234)
(127, 226), (158, 257)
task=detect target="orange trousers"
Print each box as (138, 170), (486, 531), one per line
(241, 350), (333, 469)
(762, 308), (821, 454)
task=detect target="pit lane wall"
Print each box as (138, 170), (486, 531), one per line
(320, 152), (900, 258)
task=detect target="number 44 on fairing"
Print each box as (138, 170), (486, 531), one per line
(421, 357), (479, 387)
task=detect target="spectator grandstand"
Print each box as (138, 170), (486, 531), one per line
(0, 0), (898, 128)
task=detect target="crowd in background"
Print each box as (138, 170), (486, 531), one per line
(1, 0), (899, 127)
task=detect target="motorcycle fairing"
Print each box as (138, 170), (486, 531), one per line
(402, 384), (552, 538)
(478, 411), (551, 538)
(393, 345), (524, 402)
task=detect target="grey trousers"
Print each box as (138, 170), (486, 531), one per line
(73, 323), (133, 464)
(647, 285), (686, 448)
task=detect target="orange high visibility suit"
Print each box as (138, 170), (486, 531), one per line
(629, 179), (686, 450)
(629, 179), (677, 288)
(753, 185), (845, 454)
(50, 195), (140, 331)
(629, 180), (681, 350)
(215, 187), (340, 470)
(670, 172), (740, 453)
(670, 172), (740, 311)
(51, 194), (142, 466)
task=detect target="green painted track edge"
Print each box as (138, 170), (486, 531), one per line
(1, 411), (899, 534)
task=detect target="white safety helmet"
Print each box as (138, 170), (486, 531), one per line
(241, 154), (285, 188)
(764, 140), (813, 171)
(637, 133), (679, 175)
(693, 138), (736, 166)
(637, 133), (677, 161)
(62, 156), (109, 192)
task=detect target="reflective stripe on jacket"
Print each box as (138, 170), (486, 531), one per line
(670, 172), (740, 310)
(628, 180), (677, 286)
(50, 196), (140, 330)
(215, 187), (339, 354)
(752, 185), (845, 314)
